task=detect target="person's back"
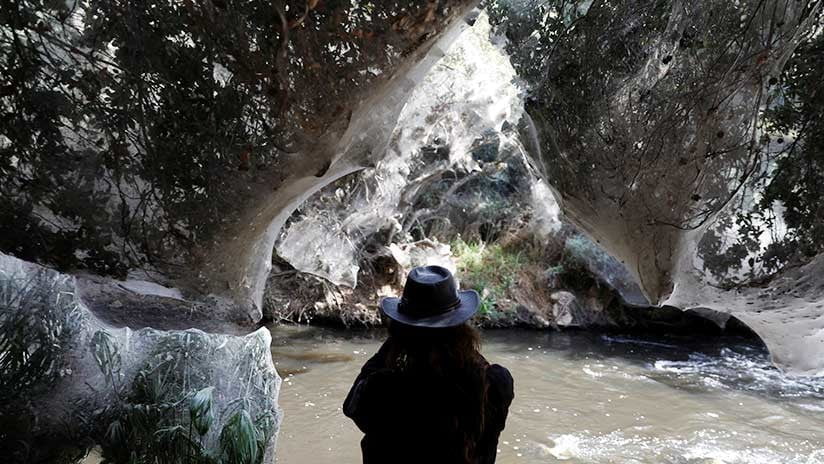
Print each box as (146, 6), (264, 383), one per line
(343, 266), (514, 464)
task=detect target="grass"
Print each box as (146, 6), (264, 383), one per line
(451, 237), (526, 320)
(450, 231), (609, 324)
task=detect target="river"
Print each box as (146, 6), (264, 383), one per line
(270, 325), (824, 464)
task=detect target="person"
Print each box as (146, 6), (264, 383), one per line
(343, 265), (514, 464)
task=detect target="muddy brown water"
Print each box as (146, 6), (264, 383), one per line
(271, 326), (824, 464)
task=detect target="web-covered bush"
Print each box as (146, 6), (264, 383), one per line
(0, 253), (282, 463)
(91, 327), (281, 464)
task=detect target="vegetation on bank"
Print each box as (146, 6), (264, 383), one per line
(450, 231), (610, 325)
(451, 237), (525, 321)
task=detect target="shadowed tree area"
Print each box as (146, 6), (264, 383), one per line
(741, 26), (824, 269)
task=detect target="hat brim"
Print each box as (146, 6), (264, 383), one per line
(379, 290), (480, 328)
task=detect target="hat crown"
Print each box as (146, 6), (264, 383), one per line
(399, 266), (461, 318)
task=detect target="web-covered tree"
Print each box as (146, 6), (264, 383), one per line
(686, 8), (824, 285)
(0, 0), (473, 309)
(485, 0), (823, 301)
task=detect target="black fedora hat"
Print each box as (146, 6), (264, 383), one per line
(380, 265), (479, 328)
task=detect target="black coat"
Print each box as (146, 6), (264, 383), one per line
(343, 342), (514, 464)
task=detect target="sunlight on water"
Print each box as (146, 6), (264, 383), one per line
(270, 326), (824, 464)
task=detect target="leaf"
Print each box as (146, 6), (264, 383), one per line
(190, 386), (215, 436)
(105, 419), (125, 446)
(220, 410), (261, 464)
(90, 330), (121, 377)
(254, 411), (277, 445)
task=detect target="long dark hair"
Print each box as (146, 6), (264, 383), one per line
(383, 321), (488, 462)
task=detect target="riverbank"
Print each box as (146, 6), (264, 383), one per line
(261, 262), (759, 338)
(261, 227), (760, 336)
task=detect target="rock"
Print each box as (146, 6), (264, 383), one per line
(0, 253), (282, 462)
(550, 291), (582, 327)
(668, 249), (824, 375)
(515, 304), (552, 329)
(548, 290), (615, 328)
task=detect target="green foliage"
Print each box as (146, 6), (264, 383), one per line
(757, 19), (824, 259)
(451, 237), (525, 318)
(220, 410), (264, 464)
(696, 213), (763, 286)
(476, 285), (500, 319)
(700, 10), (824, 281)
(191, 387), (216, 437)
(484, 0), (824, 290)
(484, 0), (675, 192)
(96, 338), (213, 464)
(91, 330), (123, 395)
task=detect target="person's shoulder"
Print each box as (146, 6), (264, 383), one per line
(486, 363), (514, 396)
(361, 340), (392, 372)
(486, 363), (513, 384)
